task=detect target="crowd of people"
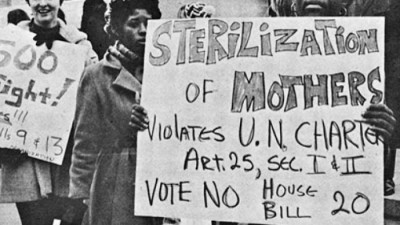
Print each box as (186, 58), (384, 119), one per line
(1, 0), (399, 225)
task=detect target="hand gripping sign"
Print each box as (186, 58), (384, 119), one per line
(0, 26), (87, 165)
(136, 17), (385, 225)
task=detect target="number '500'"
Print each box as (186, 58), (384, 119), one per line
(0, 40), (58, 74)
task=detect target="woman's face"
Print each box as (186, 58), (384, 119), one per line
(29, 0), (60, 28)
(119, 9), (152, 55)
(295, 0), (353, 16)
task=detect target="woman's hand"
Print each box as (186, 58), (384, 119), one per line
(362, 104), (396, 143)
(129, 104), (149, 131)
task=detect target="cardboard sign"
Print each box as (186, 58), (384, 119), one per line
(0, 26), (86, 165)
(136, 17), (385, 224)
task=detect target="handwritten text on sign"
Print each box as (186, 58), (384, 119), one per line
(136, 18), (384, 224)
(0, 26), (86, 165)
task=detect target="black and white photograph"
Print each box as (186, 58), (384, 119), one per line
(0, 0), (399, 224)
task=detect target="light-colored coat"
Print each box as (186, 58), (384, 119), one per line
(0, 19), (98, 203)
(69, 52), (161, 225)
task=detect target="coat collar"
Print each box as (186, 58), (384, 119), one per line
(18, 19), (88, 44)
(103, 52), (142, 94)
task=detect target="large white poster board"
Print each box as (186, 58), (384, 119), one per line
(136, 17), (385, 224)
(0, 26), (86, 165)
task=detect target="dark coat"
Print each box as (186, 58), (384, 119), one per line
(81, 0), (113, 59)
(69, 52), (161, 225)
(0, 19), (98, 203)
(385, 1), (400, 148)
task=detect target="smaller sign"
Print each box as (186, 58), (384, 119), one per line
(0, 25), (87, 165)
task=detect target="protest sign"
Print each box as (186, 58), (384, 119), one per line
(0, 26), (87, 165)
(136, 17), (385, 224)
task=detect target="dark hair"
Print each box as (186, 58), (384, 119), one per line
(58, 8), (66, 23)
(268, 0), (295, 17)
(109, 0), (161, 38)
(7, 9), (30, 25)
(25, 0), (64, 5)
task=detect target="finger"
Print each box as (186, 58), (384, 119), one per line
(362, 118), (394, 135)
(362, 110), (396, 125)
(131, 110), (149, 124)
(129, 121), (147, 131)
(131, 104), (142, 112)
(369, 127), (391, 142)
(366, 128), (385, 143)
(130, 115), (149, 130)
(130, 115), (148, 128)
(365, 104), (394, 116)
(132, 105), (149, 124)
(132, 104), (148, 115)
(364, 117), (394, 133)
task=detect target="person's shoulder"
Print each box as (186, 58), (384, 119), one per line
(352, 0), (390, 16)
(79, 60), (103, 88)
(58, 19), (88, 44)
(79, 58), (118, 93)
(83, 57), (116, 79)
(16, 20), (30, 31)
(83, 59), (104, 77)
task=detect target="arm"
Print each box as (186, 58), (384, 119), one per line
(69, 66), (102, 199)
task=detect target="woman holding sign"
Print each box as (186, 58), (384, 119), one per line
(0, 0), (98, 224)
(267, 0), (398, 197)
(69, 0), (163, 224)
